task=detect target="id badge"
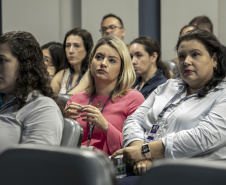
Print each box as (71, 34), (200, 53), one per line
(80, 145), (94, 151)
(147, 125), (159, 141)
(150, 125), (159, 133)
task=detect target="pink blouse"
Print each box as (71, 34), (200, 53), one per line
(66, 89), (145, 156)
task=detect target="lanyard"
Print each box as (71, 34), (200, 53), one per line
(66, 73), (82, 93)
(86, 91), (114, 146)
(147, 86), (199, 141)
(0, 93), (2, 107)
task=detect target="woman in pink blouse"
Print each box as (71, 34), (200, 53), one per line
(65, 35), (144, 155)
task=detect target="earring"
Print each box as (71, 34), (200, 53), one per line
(213, 66), (217, 70)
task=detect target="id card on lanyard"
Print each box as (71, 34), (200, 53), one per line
(84, 91), (114, 149)
(146, 87), (198, 142)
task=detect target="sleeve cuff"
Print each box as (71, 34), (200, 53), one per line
(162, 132), (175, 158)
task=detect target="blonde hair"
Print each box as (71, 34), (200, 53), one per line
(86, 35), (136, 101)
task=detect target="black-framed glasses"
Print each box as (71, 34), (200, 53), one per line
(99, 25), (123, 33)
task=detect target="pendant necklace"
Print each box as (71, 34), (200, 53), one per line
(96, 96), (107, 108)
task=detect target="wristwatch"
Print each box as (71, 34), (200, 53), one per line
(142, 144), (152, 159)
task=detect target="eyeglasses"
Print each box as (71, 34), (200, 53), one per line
(43, 57), (53, 66)
(99, 25), (123, 33)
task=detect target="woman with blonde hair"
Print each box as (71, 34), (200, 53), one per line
(65, 35), (144, 155)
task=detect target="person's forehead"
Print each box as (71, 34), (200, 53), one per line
(102, 17), (121, 26)
(178, 39), (206, 51)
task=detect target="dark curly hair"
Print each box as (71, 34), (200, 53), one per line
(63, 28), (93, 75)
(176, 29), (226, 98)
(0, 31), (63, 111)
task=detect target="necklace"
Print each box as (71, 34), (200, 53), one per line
(96, 96), (107, 108)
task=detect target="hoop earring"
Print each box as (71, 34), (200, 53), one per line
(213, 65), (217, 71)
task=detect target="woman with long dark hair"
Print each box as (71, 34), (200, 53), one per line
(0, 31), (63, 152)
(130, 36), (170, 99)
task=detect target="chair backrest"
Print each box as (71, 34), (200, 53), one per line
(60, 118), (83, 147)
(162, 60), (179, 78)
(137, 158), (226, 185)
(57, 94), (73, 107)
(0, 144), (117, 185)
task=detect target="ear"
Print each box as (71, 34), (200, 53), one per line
(212, 53), (218, 68)
(150, 52), (158, 63)
(121, 28), (125, 38)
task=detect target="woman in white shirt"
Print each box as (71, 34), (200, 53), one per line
(112, 29), (226, 176)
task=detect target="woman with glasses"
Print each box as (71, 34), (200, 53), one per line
(41, 42), (64, 81)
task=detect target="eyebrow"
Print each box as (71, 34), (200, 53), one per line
(178, 49), (201, 53)
(109, 56), (119, 60)
(102, 24), (117, 28)
(96, 52), (119, 60)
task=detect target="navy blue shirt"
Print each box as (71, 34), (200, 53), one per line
(132, 69), (167, 99)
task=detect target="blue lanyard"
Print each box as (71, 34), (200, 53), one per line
(66, 73), (82, 93)
(86, 91), (114, 146)
(147, 87), (199, 141)
(0, 93), (2, 107)
(158, 88), (199, 119)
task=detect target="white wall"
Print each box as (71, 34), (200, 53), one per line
(2, 0), (226, 58)
(219, 0), (226, 45)
(81, 0), (139, 44)
(161, 0), (221, 61)
(2, 0), (80, 45)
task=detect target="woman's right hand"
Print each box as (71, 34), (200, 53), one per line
(133, 160), (153, 175)
(64, 102), (82, 120)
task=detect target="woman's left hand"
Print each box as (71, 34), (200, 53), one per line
(133, 160), (153, 175)
(111, 145), (146, 166)
(80, 105), (108, 135)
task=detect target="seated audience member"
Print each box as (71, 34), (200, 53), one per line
(51, 28), (93, 94)
(130, 36), (170, 99)
(112, 29), (226, 177)
(189, 15), (213, 33)
(41, 42), (64, 81)
(189, 15), (226, 55)
(167, 24), (198, 78)
(65, 35), (145, 156)
(100, 14), (125, 41)
(0, 31), (64, 153)
(179, 24), (198, 36)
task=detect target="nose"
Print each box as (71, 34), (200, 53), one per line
(44, 61), (48, 67)
(184, 55), (192, 66)
(100, 58), (107, 67)
(131, 57), (137, 65)
(105, 28), (113, 34)
(69, 46), (74, 54)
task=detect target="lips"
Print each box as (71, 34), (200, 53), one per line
(184, 69), (193, 74)
(133, 67), (139, 71)
(97, 69), (107, 74)
(68, 56), (75, 60)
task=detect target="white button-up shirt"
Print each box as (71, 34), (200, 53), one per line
(122, 78), (226, 159)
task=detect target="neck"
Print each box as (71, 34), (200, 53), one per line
(72, 64), (81, 74)
(187, 86), (203, 96)
(94, 80), (116, 96)
(140, 67), (157, 86)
